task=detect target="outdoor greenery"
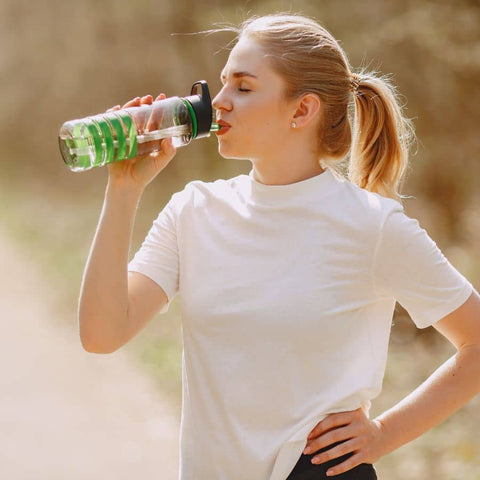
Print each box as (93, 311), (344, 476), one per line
(1, 0), (479, 477)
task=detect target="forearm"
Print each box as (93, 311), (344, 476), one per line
(78, 181), (142, 353)
(375, 343), (480, 456)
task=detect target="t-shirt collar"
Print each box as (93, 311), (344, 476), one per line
(247, 167), (340, 205)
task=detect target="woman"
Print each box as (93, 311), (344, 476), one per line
(78, 13), (480, 480)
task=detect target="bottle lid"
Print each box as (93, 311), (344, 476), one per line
(183, 81), (213, 139)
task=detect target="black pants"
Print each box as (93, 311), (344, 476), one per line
(286, 443), (377, 480)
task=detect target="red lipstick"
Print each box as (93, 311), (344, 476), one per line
(214, 119), (231, 136)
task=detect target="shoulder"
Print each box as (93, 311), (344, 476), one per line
(340, 181), (436, 263)
(329, 171), (404, 226)
(185, 174), (249, 195)
(167, 174), (250, 211)
(182, 174), (249, 201)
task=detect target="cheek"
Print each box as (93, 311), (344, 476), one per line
(253, 112), (288, 140)
(251, 96), (289, 130)
(242, 112), (279, 140)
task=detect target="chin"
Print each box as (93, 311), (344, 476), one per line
(217, 143), (250, 161)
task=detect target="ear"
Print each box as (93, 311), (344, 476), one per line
(291, 93), (321, 128)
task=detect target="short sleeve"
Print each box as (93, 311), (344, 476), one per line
(128, 192), (182, 312)
(373, 205), (473, 328)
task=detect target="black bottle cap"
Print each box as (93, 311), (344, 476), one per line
(184, 80), (213, 139)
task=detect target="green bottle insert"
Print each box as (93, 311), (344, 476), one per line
(59, 111), (138, 171)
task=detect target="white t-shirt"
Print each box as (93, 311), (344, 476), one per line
(128, 168), (472, 480)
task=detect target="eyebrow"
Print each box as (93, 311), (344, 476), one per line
(220, 71), (258, 81)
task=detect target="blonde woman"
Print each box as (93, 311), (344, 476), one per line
(79, 14), (480, 480)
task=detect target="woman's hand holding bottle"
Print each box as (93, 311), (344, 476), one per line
(106, 93), (177, 192)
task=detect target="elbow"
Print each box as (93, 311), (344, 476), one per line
(79, 315), (123, 354)
(80, 336), (119, 354)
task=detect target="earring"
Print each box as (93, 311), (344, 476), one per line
(291, 122), (297, 128)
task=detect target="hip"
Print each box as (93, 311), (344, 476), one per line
(286, 443), (377, 480)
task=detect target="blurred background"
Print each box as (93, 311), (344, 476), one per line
(1, 0), (479, 478)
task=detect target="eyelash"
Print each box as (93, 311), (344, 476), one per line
(237, 88), (251, 93)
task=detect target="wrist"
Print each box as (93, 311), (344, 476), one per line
(372, 413), (405, 459)
(105, 177), (144, 205)
(371, 417), (391, 458)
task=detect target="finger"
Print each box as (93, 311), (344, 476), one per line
(141, 94), (153, 105)
(146, 93), (167, 132)
(136, 136), (176, 159)
(307, 411), (357, 440)
(304, 426), (355, 455)
(134, 95), (154, 132)
(146, 100), (166, 132)
(120, 97), (142, 109)
(325, 452), (363, 477)
(129, 96), (152, 132)
(307, 421), (322, 441)
(310, 438), (358, 465)
(106, 105), (121, 113)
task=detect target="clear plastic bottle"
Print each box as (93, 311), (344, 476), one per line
(59, 80), (218, 172)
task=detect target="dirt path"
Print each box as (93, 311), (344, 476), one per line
(0, 228), (179, 480)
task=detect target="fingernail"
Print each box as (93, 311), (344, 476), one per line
(326, 469), (334, 476)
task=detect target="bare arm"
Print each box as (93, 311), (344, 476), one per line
(79, 94), (176, 353)
(78, 182), (170, 353)
(304, 290), (480, 476)
(373, 289), (480, 454)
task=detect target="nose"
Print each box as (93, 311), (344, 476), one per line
(212, 86), (232, 114)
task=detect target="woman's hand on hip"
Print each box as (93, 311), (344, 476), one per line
(303, 408), (386, 476)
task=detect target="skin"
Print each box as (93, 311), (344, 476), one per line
(212, 35), (325, 185)
(79, 34), (480, 477)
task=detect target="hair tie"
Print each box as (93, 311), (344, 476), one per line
(350, 73), (361, 94)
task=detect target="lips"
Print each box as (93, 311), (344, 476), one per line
(215, 119), (231, 136)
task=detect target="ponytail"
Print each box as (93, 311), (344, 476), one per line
(349, 72), (414, 201)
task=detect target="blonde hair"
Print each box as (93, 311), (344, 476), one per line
(234, 14), (414, 200)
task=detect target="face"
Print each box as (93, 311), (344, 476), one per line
(212, 36), (297, 161)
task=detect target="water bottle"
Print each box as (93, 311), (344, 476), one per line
(58, 80), (219, 172)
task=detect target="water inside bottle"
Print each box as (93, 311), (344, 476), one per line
(59, 111), (138, 171)
(136, 124), (190, 145)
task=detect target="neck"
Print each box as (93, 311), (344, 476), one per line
(251, 153), (325, 186)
